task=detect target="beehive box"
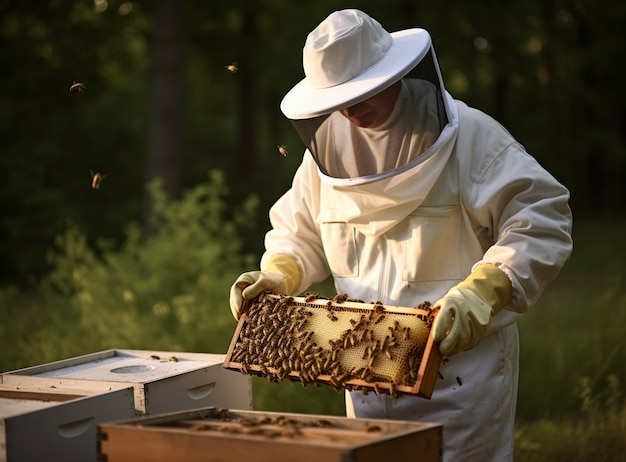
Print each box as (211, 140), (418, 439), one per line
(0, 383), (135, 462)
(1, 349), (252, 415)
(224, 293), (442, 398)
(98, 406), (442, 462)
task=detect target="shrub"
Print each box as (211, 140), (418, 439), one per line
(41, 170), (259, 356)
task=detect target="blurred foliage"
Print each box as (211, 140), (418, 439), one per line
(515, 374), (626, 461)
(0, 171), (258, 368)
(0, 0), (151, 283)
(516, 218), (626, 419)
(515, 409), (626, 461)
(1, 0), (625, 286)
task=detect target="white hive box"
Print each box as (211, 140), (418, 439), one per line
(0, 383), (135, 462)
(0, 349), (253, 416)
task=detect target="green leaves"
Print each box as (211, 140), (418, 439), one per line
(42, 170), (258, 354)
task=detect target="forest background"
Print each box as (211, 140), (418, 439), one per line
(1, 1), (625, 460)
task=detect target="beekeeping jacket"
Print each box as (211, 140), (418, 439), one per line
(265, 41), (573, 462)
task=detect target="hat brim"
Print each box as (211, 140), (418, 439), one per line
(280, 28), (432, 120)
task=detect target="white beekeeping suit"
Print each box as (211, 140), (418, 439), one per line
(230, 9), (573, 462)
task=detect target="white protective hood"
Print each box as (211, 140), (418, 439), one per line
(317, 94), (458, 236)
(287, 39), (460, 236)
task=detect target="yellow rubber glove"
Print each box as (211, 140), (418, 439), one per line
(229, 254), (300, 320)
(432, 263), (512, 356)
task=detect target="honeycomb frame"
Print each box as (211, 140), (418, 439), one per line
(223, 293), (442, 398)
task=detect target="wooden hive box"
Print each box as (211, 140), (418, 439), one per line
(1, 349), (252, 416)
(0, 383), (135, 462)
(98, 407), (442, 462)
(224, 293), (442, 398)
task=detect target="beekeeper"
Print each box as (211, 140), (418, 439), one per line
(230, 9), (573, 462)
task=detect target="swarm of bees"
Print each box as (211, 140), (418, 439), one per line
(183, 407), (383, 440)
(70, 81), (86, 93)
(226, 292), (437, 397)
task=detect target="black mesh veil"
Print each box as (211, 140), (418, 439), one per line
(287, 47), (449, 179)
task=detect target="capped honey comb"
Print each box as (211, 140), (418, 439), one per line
(223, 293), (442, 398)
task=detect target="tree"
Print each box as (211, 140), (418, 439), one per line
(142, 0), (184, 231)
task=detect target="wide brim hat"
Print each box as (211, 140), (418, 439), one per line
(280, 9), (432, 120)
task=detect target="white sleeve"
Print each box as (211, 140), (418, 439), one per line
(261, 151), (331, 294)
(468, 141), (573, 311)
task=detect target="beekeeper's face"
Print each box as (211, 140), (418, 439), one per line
(339, 81), (401, 128)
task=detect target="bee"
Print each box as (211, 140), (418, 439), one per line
(169, 356), (179, 362)
(90, 170), (107, 189)
(456, 376), (463, 386)
(304, 292), (319, 302)
(329, 376), (342, 388)
(362, 345), (372, 361)
(313, 419), (333, 428)
(240, 362), (249, 374)
(213, 408), (230, 419)
(277, 144), (288, 157)
(224, 62), (238, 73)
(189, 423), (209, 432)
(388, 382), (397, 397)
(149, 355), (160, 360)
(373, 383), (382, 395)
(69, 81), (86, 93)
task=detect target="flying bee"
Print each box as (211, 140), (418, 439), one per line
(225, 62), (238, 73)
(69, 81), (86, 93)
(277, 144), (288, 157)
(90, 170), (107, 189)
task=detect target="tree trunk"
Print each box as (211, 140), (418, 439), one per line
(235, 3), (258, 200)
(142, 0), (184, 232)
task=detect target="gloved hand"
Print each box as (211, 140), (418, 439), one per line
(432, 263), (512, 356)
(229, 254), (300, 320)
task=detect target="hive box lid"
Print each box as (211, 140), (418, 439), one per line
(1, 349), (224, 384)
(1, 350), (253, 415)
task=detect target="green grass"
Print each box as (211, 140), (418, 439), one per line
(0, 193), (625, 461)
(513, 217), (626, 461)
(515, 409), (626, 462)
(516, 217), (626, 419)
